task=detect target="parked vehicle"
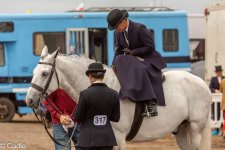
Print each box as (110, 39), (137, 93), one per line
(205, 3), (225, 128)
(205, 3), (225, 83)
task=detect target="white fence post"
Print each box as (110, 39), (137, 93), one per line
(211, 93), (224, 128)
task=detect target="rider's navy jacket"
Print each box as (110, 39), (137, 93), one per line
(113, 20), (166, 105)
(113, 20), (167, 70)
(75, 82), (120, 147)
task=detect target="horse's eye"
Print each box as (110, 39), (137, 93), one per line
(42, 72), (49, 76)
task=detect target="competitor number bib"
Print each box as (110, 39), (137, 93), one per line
(94, 115), (107, 126)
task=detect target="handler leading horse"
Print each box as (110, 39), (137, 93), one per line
(26, 46), (211, 150)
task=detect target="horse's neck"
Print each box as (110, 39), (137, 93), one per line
(56, 56), (121, 100)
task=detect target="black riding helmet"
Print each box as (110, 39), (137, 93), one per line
(86, 63), (106, 76)
(107, 9), (129, 30)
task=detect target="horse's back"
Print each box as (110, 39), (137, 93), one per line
(163, 70), (211, 98)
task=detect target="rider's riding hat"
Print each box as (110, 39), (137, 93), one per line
(86, 63), (106, 76)
(107, 9), (128, 30)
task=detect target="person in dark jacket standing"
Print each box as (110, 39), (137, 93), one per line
(209, 66), (225, 93)
(75, 62), (120, 150)
(209, 65), (225, 135)
(107, 9), (167, 117)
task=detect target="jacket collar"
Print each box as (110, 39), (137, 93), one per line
(89, 82), (107, 87)
(127, 20), (134, 45)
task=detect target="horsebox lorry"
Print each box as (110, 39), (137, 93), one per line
(205, 3), (225, 128)
(205, 3), (225, 83)
(0, 7), (190, 122)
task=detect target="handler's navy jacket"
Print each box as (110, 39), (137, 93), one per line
(75, 82), (120, 147)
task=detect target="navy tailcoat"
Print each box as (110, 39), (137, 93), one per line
(209, 76), (225, 93)
(75, 83), (120, 148)
(113, 20), (167, 106)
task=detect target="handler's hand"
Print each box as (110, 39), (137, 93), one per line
(60, 115), (71, 125)
(123, 48), (132, 55)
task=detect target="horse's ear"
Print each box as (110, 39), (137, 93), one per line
(41, 45), (49, 60)
(51, 47), (60, 59)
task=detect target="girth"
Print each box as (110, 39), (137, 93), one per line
(126, 102), (145, 141)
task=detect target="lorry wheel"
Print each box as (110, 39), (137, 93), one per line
(0, 97), (15, 122)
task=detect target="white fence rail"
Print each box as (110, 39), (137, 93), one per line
(211, 93), (224, 128)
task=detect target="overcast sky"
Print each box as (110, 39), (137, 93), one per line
(0, 0), (225, 13)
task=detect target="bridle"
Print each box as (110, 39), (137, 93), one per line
(31, 50), (59, 103)
(30, 50), (76, 147)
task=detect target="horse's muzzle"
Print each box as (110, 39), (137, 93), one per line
(26, 99), (38, 109)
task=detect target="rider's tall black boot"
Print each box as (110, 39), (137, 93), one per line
(142, 99), (158, 118)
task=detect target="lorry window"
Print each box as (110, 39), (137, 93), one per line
(33, 32), (66, 55)
(0, 43), (4, 66)
(163, 29), (178, 52)
(0, 22), (14, 32)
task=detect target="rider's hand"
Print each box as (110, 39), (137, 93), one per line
(124, 48), (133, 55)
(60, 115), (71, 125)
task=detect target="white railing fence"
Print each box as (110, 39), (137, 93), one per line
(211, 93), (224, 128)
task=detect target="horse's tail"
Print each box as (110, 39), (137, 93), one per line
(198, 114), (211, 150)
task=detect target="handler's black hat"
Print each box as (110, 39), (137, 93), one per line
(215, 65), (223, 72)
(86, 63), (106, 76)
(107, 9), (128, 31)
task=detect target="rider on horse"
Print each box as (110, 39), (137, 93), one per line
(107, 9), (167, 117)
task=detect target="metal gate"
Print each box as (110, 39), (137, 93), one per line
(66, 28), (89, 57)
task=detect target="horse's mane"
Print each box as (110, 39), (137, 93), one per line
(57, 54), (111, 70)
(54, 54), (119, 94)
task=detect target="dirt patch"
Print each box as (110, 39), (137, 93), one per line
(0, 114), (224, 150)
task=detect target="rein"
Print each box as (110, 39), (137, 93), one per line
(33, 94), (77, 148)
(31, 50), (76, 148)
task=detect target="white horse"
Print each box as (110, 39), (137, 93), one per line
(26, 47), (211, 150)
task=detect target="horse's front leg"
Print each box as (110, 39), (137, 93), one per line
(113, 129), (126, 150)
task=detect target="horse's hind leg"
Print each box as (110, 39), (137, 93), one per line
(189, 122), (202, 150)
(175, 122), (190, 150)
(175, 121), (203, 150)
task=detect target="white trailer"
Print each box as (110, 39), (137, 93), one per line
(205, 3), (225, 128)
(205, 3), (225, 83)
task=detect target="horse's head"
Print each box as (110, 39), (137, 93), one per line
(26, 46), (60, 108)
